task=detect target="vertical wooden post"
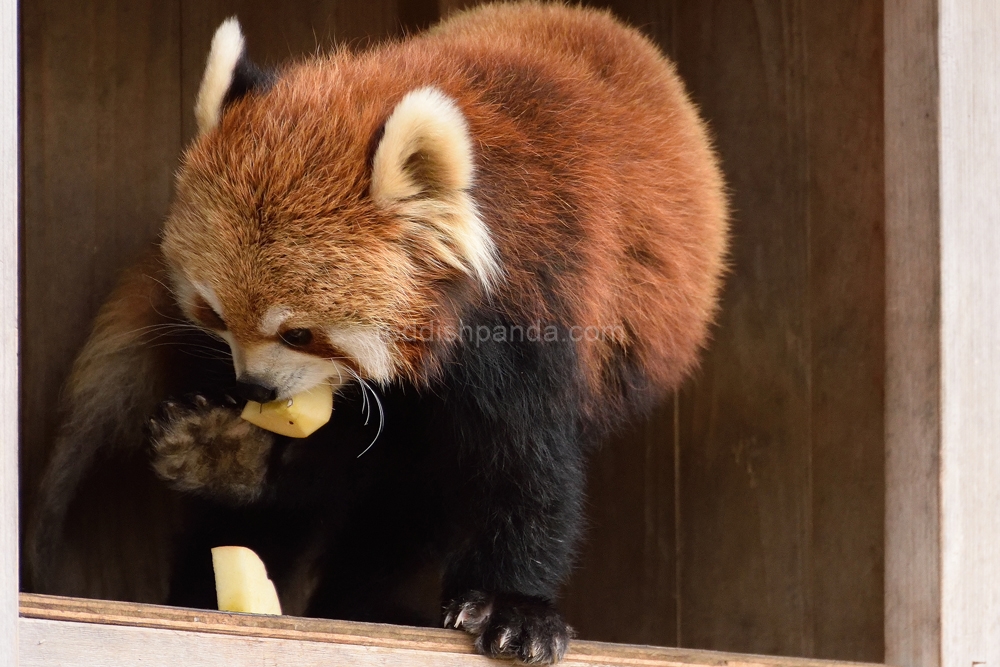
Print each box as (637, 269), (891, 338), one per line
(884, 1), (941, 664)
(885, 1), (1000, 666)
(0, 0), (18, 663)
(937, 1), (1000, 662)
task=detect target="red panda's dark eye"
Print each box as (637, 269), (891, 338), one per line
(280, 328), (313, 347)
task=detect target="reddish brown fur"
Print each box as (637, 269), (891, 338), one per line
(164, 1), (727, 415)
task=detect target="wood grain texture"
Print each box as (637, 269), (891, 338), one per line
(883, 1), (941, 666)
(672, 0), (813, 654)
(885, 2), (1000, 665)
(567, 0), (884, 661)
(1, 0), (17, 661)
(937, 1), (1000, 664)
(802, 2), (884, 659)
(562, 401), (678, 646)
(19, 0), (184, 555)
(18, 594), (885, 667)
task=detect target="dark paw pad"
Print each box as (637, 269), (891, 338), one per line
(444, 592), (572, 664)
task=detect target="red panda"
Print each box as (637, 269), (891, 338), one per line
(29, 3), (727, 663)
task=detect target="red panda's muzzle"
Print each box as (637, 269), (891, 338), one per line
(234, 379), (278, 404)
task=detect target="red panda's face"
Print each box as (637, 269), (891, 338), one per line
(162, 42), (500, 399)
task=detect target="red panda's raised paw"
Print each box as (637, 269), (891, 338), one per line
(445, 592), (572, 664)
(148, 395), (274, 504)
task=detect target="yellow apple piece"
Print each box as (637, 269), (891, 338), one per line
(240, 383), (334, 438)
(211, 546), (282, 615)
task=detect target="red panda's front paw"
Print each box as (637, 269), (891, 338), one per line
(149, 395), (274, 504)
(444, 592), (572, 664)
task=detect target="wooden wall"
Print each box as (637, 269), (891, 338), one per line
(19, 0), (885, 662)
(560, 1), (885, 661)
(1, 0), (17, 659)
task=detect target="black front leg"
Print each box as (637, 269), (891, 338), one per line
(438, 332), (586, 663)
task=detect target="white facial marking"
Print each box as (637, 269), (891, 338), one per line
(192, 281), (225, 318)
(259, 305), (291, 336)
(220, 331), (245, 377)
(170, 272), (198, 316)
(325, 326), (395, 382)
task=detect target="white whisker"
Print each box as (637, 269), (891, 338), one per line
(359, 375), (370, 425)
(344, 367), (385, 457)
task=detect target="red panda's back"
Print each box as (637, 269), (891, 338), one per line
(426, 3), (729, 405)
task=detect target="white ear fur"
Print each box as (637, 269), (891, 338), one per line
(194, 18), (245, 136)
(371, 87), (501, 290)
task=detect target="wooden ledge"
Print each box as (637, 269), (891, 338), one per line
(19, 594), (885, 667)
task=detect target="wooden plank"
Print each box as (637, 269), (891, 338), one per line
(562, 402), (678, 646)
(567, 2), (884, 659)
(18, 594), (885, 667)
(19, 593), (484, 654)
(885, 2), (1000, 666)
(1, 0), (18, 661)
(937, 2), (1000, 662)
(669, 0), (884, 659)
(671, 0), (813, 656)
(883, 1), (941, 666)
(19, 0), (184, 563)
(801, 1), (884, 660)
(19, 620), (485, 667)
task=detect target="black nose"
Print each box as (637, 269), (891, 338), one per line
(234, 381), (277, 404)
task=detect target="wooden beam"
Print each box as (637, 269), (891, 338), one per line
(885, 1), (1000, 665)
(937, 1), (1000, 663)
(0, 0), (18, 662)
(884, 1), (941, 664)
(19, 594), (884, 667)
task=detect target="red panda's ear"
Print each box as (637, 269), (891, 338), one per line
(194, 18), (275, 136)
(370, 88), (502, 290)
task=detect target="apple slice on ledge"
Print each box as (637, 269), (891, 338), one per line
(211, 546), (282, 615)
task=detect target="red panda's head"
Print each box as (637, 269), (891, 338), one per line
(162, 19), (500, 399)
